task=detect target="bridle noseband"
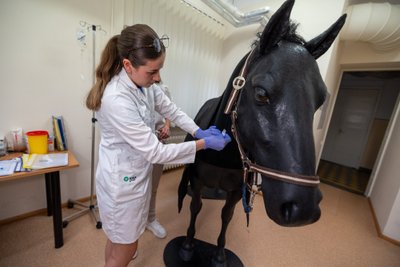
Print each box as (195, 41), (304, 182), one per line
(223, 48), (320, 220)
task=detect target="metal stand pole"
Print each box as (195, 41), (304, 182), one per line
(62, 24), (102, 229)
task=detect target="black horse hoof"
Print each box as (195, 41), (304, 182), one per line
(178, 247), (194, 262)
(211, 256), (227, 267)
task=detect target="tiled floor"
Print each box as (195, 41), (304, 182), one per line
(317, 160), (371, 195)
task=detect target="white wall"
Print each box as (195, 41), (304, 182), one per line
(385, 191), (400, 241)
(341, 41), (400, 68)
(369, 101), (400, 241)
(0, 0), (111, 220)
(219, 24), (259, 91)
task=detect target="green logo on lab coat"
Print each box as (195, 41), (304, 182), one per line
(123, 176), (136, 182)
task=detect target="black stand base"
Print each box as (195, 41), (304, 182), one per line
(163, 236), (244, 267)
(62, 199), (102, 229)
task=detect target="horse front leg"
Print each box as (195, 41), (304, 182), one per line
(179, 181), (203, 261)
(212, 190), (242, 267)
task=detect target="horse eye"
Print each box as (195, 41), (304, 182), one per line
(254, 87), (270, 104)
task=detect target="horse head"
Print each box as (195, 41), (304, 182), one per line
(229, 0), (346, 226)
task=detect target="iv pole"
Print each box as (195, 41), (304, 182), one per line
(62, 22), (104, 229)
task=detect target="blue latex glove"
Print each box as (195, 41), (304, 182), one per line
(195, 126), (221, 139)
(204, 132), (232, 151)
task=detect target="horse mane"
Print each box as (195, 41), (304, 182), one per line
(252, 21), (306, 49)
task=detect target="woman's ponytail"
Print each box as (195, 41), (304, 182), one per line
(86, 35), (122, 111)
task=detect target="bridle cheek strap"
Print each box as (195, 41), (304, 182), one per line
(224, 49), (255, 115)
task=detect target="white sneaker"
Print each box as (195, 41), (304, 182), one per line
(146, 220), (167, 238)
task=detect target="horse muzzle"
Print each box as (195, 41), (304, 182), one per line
(260, 180), (322, 227)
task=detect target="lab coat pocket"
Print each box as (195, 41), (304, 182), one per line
(116, 153), (147, 197)
(118, 154), (144, 178)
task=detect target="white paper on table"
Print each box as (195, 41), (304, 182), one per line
(0, 160), (18, 176)
(30, 153), (69, 169)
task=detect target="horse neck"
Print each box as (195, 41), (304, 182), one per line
(214, 53), (249, 128)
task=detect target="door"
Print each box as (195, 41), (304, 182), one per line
(322, 89), (379, 168)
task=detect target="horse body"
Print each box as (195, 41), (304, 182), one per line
(177, 0), (346, 265)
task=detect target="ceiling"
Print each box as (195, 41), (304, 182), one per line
(201, 0), (270, 27)
(204, 0), (400, 51)
(233, 0), (400, 7)
(224, 0), (270, 12)
(226, 0), (400, 12)
(203, 0), (400, 28)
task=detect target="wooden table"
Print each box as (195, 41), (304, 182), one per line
(0, 151), (79, 248)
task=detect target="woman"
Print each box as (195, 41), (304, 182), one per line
(86, 24), (230, 267)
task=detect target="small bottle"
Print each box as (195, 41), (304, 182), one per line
(48, 135), (55, 152)
(0, 139), (6, 156)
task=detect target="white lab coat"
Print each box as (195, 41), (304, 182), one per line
(96, 69), (198, 244)
(154, 83), (172, 131)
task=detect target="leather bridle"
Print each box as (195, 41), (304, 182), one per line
(223, 48), (320, 217)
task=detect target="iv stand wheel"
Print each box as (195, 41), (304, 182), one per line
(96, 221), (102, 229)
(67, 200), (74, 209)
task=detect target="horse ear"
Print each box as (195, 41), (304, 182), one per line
(305, 14), (347, 59)
(259, 0), (295, 54)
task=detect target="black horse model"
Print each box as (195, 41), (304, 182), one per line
(177, 0), (346, 266)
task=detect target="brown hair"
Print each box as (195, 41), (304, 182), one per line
(86, 24), (166, 110)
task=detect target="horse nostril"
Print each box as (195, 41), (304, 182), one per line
(281, 202), (296, 222)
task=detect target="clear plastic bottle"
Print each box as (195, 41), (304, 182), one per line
(48, 135), (55, 152)
(0, 139), (6, 156)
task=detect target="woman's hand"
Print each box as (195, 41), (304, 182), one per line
(194, 125), (221, 139)
(203, 132), (232, 151)
(157, 120), (170, 140)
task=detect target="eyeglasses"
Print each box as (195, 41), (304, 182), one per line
(131, 34), (169, 53)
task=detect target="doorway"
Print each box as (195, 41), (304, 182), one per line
(318, 71), (400, 194)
